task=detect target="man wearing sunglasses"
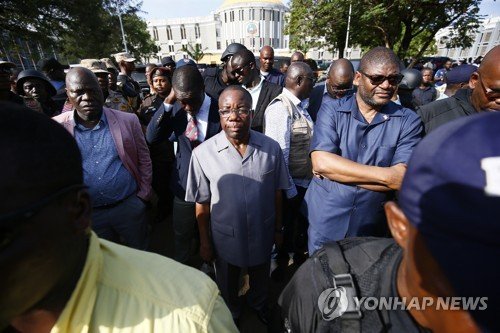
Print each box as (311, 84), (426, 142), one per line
(0, 103), (237, 332)
(308, 58), (355, 121)
(185, 86), (292, 326)
(417, 45), (500, 134)
(304, 47), (423, 255)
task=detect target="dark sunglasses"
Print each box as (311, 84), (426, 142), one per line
(359, 71), (404, 86)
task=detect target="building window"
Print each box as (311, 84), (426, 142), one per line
(260, 9), (265, 20)
(230, 11), (234, 22)
(153, 27), (158, 41)
(277, 11), (280, 22)
(216, 28), (220, 37)
(271, 11), (274, 21)
(250, 9), (255, 20)
(217, 41), (221, 50)
(251, 38), (255, 48)
(195, 23), (200, 39)
(168, 45), (174, 53)
(224, 12), (227, 23)
(166, 26), (172, 40)
(180, 25), (186, 39)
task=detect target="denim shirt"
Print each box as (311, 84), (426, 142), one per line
(74, 112), (137, 207)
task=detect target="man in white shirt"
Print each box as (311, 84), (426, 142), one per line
(264, 62), (316, 280)
(230, 49), (282, 133)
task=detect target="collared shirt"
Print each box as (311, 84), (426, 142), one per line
(264, 88), (313, 196)
(50, 232), (237, 333)
(304, 94), (422, 244)
(244, 75), (265, 111)
(164, 93), (211, 142)
(185, 130), (292, 267)
(74, 111), (137, 207)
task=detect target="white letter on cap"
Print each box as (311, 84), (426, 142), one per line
(481, 157), (500, 196)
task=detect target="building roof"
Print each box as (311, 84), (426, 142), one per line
(218, 0), (285, 10)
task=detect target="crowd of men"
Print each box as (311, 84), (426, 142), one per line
(0, 42), (499, 333)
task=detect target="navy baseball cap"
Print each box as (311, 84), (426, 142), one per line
(176, 58), (196, 68)
(399, 113), (500, 332)
(445, 64), (476, 84)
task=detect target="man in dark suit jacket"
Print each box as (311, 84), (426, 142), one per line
(260, 45), (285, 87)
(146, 65), (221, 264)
(308, 58), (355, 121)
(231, 49), (283, 133)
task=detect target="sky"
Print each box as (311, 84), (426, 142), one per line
(139, 0), (500, 21)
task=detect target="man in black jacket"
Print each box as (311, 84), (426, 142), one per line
(417, 45), (500, 134)
(230, 49), (283, 132)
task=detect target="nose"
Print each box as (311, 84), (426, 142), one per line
(379, 79), (392, 90)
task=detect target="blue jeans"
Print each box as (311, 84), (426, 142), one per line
(92, 195), (148, 250)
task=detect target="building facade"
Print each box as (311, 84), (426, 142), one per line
(146, 0), (289, 64)
(435, 16), (500, 60)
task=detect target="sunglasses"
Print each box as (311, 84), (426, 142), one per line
(359, 71), (404, 86)
(219, 108), (252, 118)
(477, 73), (500, 100)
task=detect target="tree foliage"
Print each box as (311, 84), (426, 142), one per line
(286, 0), (483, 63)
(181, 43), (206, 63)
(1, 0), (157, 61)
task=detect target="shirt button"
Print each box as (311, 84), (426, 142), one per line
(98, 177), (101, 180)
(95, 161), (99, 164)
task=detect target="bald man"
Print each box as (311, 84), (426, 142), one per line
(260, 45), (285, 86)
(308, 58), (355, 121)
(304, 47), (422, 254)
(53, 67), (152, 250)
(417, 45), (500, 134)
(290, 51), (305, 63)
(264, 62), (316, 278)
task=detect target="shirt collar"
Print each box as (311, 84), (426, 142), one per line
(323, 83), (329, 96)
(282, 88), (302, 107)
(74, 109), (107, 131)
(187, 93), (210, 120)
(244, 76), (264, 92)
(216, 129), (262, 153)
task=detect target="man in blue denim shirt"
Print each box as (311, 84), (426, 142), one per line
(304, 47), (422, 254)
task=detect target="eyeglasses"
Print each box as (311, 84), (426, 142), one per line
(0, 184), (87, 249)
(359, 71), (404, 86)
(300, 76), (317, 84)
(219, 108), (253, 118)
(477, 73), (500, 100)
(330, 85), (354, 95)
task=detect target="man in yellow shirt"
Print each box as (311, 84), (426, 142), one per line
(0, 103), (237, 333)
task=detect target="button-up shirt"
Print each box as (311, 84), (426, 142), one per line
(264, 88), (313, 196)
(74, 111), (137, 207)
(304, 94), (422, 243)
(185, 130), (292, 266)
(244, 76), (265, 111)
(50, 232), (237, 332)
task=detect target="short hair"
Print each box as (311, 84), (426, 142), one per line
(286, 61), (312, 80)
(421, 67), (433, 73)
(0, 102), (82, 195)
(219, 85), (252, 108)
(359, 47), (400, 73)
(172, 65), (204, 93)
(232, 49), (256, 67)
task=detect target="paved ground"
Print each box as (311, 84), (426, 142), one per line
(147, 213), (301, 332)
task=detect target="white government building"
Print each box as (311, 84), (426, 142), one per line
(145, 0), (349, 64)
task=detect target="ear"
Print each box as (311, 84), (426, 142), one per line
(71, 190), (92, 232)
(296, 76), (303, 86)
(468, 72), (479, 90)
(353, 71), (362, 86)
(385, 201), (410, 249)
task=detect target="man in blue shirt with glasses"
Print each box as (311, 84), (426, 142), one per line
(304, 47), (423, 255)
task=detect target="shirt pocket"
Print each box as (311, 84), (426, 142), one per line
(375, 145), (396, 167)
(260, 168), (275, 182)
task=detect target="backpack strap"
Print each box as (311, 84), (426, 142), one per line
(317, 242), (362, 332)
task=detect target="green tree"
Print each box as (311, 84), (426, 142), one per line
(286, 0), (483, 64)
(181, 43), (206, 63)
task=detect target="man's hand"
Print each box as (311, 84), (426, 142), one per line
(164, 88), (176, 105)
(385, 163), (407, 190)
(200, 242), (214, 263)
